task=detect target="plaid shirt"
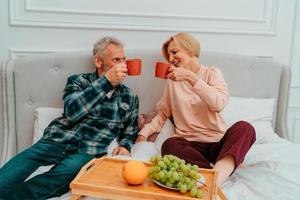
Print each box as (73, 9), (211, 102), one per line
(43, 71), (139, 155)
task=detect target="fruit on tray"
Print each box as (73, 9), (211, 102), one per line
(149, 155), (204, 198)
(122, 160), (148, 185)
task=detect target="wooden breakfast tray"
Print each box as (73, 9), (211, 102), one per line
(70, 157), (227, 200)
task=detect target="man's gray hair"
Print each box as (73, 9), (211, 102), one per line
(93, 36), (123, 57)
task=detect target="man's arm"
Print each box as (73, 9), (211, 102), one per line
(117, 94), (139, 153)
(63, 74), (113, 123)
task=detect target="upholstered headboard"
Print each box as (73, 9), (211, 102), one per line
(0, 50), (290, 165)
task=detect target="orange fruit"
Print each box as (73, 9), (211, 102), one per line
(122, 160), (148, 185)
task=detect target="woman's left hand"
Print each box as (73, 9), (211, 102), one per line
(167, 66), (198, 86)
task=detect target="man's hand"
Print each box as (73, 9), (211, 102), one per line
(167, 66), (198, 86)
(105, 63), (128, 86)
(112, 146), (130, 156)
(135, 135), (147, 143)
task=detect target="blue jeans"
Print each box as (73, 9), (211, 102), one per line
(0, 139), (95, 200)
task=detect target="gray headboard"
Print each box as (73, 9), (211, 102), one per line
(0, 50), (290, 165)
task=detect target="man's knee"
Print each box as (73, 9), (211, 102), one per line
(61, 154), (94, 174)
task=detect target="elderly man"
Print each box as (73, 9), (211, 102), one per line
(0, 36), (139, 199)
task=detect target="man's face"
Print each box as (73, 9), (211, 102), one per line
(101, 44), (126, 69)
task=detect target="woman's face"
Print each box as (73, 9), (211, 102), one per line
(167, 40), (192, 68)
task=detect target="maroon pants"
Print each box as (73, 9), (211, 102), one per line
(161, 121), (256, 169)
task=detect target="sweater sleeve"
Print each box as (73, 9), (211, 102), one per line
(138, 82), (172, 138)
(192, 67), (229, 112)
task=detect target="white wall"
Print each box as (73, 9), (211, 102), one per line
(1, 0), (300, 141)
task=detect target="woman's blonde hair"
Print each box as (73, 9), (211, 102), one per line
(162, 32), (200, 61)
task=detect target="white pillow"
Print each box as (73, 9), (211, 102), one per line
(154, 119), (174, 151)
(221, 97), (276, 143)
(33, 107), (63, 143)
(221, 97), (275, 126)
(33, 107), (128, 155)
(250, 120), (277, 144)
(34, 96), (275, 148)
(131, 141), (158, 161)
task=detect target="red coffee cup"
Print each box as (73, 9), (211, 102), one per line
(155, 62), (170, 79)
(126, 59), (142, 76)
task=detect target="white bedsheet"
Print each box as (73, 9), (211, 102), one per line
(47, 135), (300, 200)
(222, 135), (300, 200)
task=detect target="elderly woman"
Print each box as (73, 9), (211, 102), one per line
(136, 32), (256, 185)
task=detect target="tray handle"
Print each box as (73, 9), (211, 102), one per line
(79, 158), (96, 175)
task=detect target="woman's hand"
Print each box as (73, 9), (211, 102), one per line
(167, 66), (198, 86)
(135, 135), (147, 143)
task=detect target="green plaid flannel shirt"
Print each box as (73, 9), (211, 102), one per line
(42, 71), (139, 155)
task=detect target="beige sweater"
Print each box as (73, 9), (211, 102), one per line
(138, 65), (229, 143)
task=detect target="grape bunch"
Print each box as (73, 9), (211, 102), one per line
(149, 154), (204, 198)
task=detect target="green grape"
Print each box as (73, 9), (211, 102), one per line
(155, 173), (160, 181)
(186, 163), (192, 168)
(158, 160), (165, 168)
(179, 184), (188, 193)
(153, 166), (160, 173)
(156, 155), (162, 161)
(160, 177), (167, 183)
(172, 162), (179, 170)
(170, 167), (176, 171)
(167, 155), (174, 161)
(166, 171), (172, 179)
(175, 157), (181, 163)
(185, 177), (191, 183)
(191, 164), (199, 171)
(179, 159), (186, 165)
(162, 156), (170, 164)
(169, 178), (175, 184)
(190, 187), (198, 197)
(158, 170), (166, 179)
(177, 181), (183, 188)
(187, 181), (194, 190)
(178, 172), (184, 180)
(172, 172), (179, 181)
(180, 163), (187, 171)
(196, 189), (203, 198)
(166, 182), (173, 188)
(149, 154), (205, 198)
(190, 170), (198, 178)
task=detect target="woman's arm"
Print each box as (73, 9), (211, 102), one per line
(192, 67), (229, 112)
(137, 83), (172, 140)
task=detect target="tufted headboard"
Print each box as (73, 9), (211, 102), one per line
(0, 50), (290, 165)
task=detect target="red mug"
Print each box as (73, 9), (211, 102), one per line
(125, 59), (142, 76)
(155, 62), (170, 79)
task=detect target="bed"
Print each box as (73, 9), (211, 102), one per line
(1, 50), (300, 200)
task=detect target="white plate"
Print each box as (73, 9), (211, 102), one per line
(152, 175), (206, 190)
(153, 179), (179, 190)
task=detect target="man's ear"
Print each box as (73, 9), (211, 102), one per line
(93, 56), (103, 69)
